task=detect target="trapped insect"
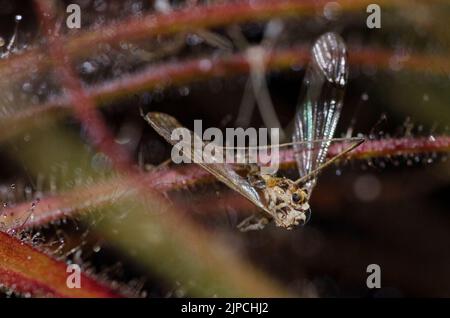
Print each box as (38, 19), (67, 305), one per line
(145, 32), (364, 231)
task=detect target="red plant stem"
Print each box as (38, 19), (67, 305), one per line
(1, 0), (447, 297)
(2, 136), (448, 231)
(279, 136), (450, 163)
(328, 136), (450, 159)
(0, 46), (308, 142)
(34, 0), (133, 173)
(0, 0), (397, 83)
(0, 0), (136, 298)
(1, 45), (448, 143)
(11, 1), (289, 299)
(45, 47), (308, 108)
(0, 232), (121, 297)
(46, 47), (450, 107)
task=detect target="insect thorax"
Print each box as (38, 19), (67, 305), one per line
(260, 175), (310, 229)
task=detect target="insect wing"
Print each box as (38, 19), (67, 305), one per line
(145, 112), (270, 214)
(293, 32), (349, 193)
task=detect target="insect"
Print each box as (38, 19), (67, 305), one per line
(145, 32), (363, 231)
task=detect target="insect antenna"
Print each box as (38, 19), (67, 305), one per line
(293, 137), (365, 186)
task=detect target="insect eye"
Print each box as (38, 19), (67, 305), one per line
(292, 193), (301, 203)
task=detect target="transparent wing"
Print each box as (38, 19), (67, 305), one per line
(145, 112), (270, 214)
(293, 32), (348, 193)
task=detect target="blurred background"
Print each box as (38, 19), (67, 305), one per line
(0, 0), (449, 297)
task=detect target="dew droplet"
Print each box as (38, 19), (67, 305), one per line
(22, 82), (33, 93)
(94, 0), (107, 12)
(131, 2), (143, 14)
(179, 86), (190, 96)
(323, 2), (341, 20)
(154, 0), (171, 13)
(91, 152), (112, 172)
(81, 61), (97, 74)
(199, 59), (212, 72)
(353, 174), (382, 202)
(186, 34), (203, 46)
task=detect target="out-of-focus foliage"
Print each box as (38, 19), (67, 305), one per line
(0, 0), (448, 297)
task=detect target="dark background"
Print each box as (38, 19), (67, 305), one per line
(0, 0), (449, 297)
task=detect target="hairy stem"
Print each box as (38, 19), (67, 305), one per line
(1, 46), (448, 143)
(0, 232), (121, 297)
(3, 136), (448, 231)
(0, 0), (395, 83)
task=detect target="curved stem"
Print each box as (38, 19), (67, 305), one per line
(0, 0), (391, 83)
(3, 136), (448, 231)
(0, 232), (122, 297)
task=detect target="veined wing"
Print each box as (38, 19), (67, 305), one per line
(145, 112), (271, 214)
(293, 32), (348, 193)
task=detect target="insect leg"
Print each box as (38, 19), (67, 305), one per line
(237, 213), (271, 232)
